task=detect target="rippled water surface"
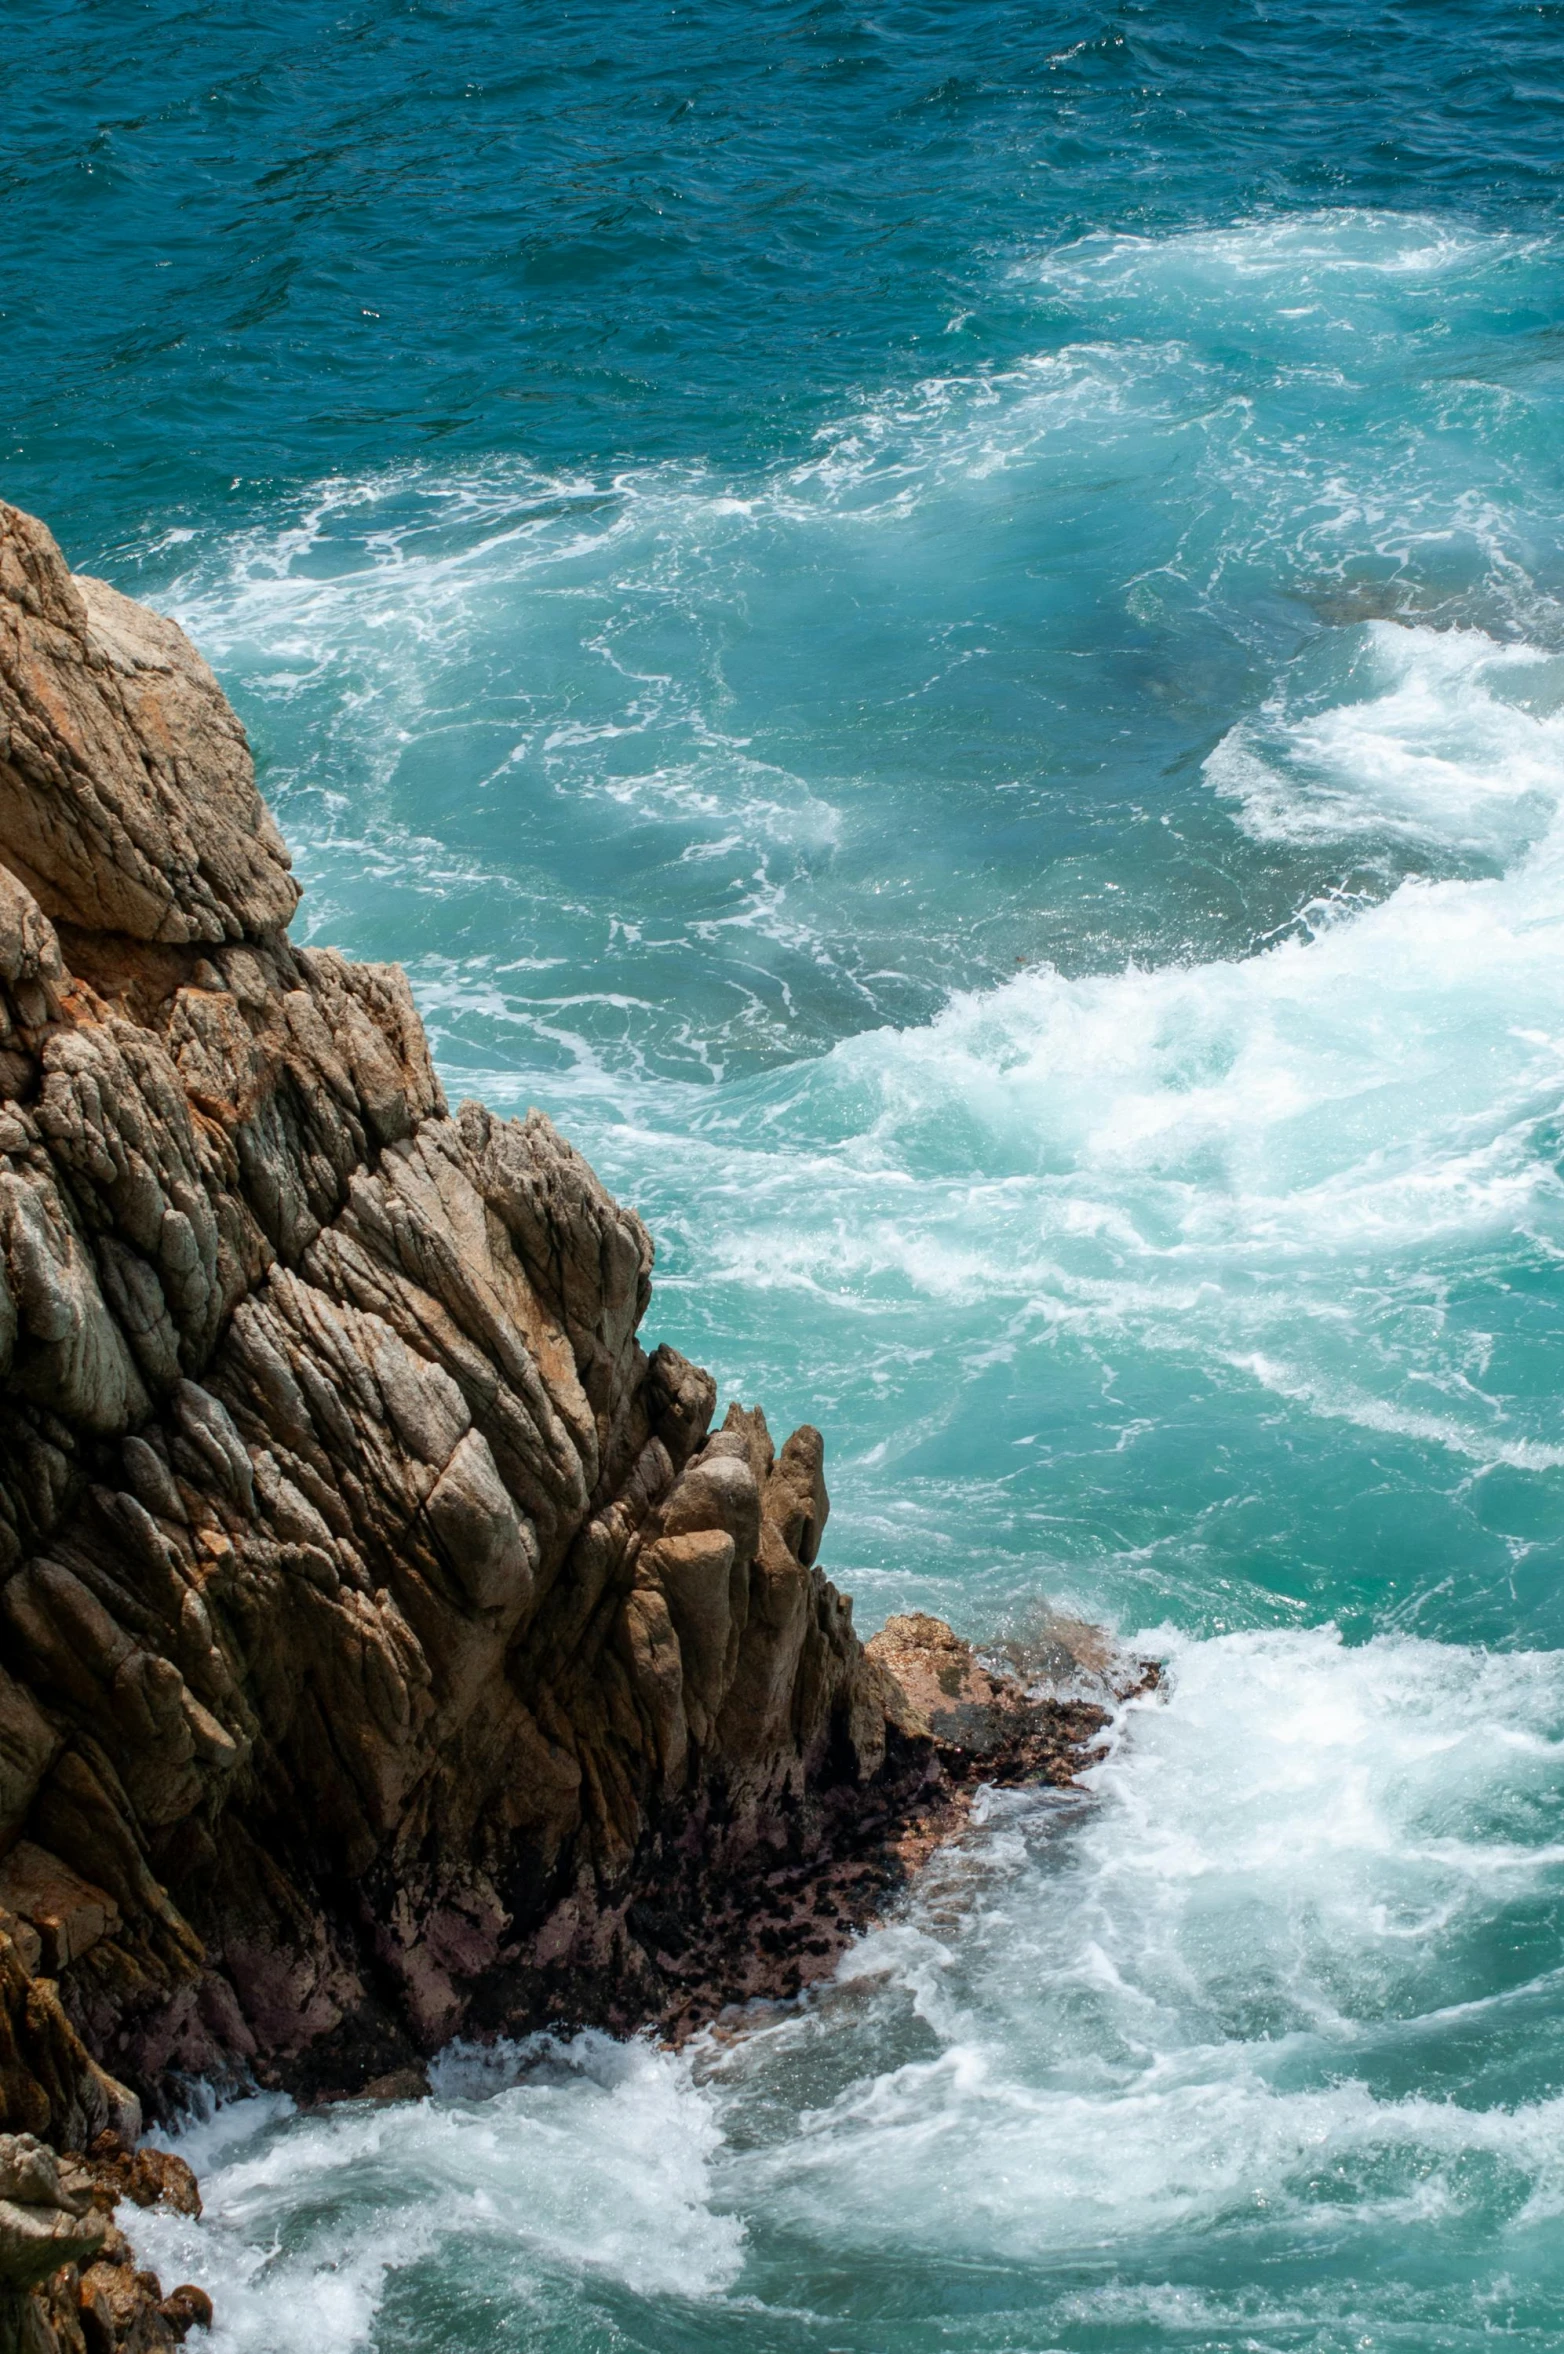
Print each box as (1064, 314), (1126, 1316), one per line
(10, 2), (1564, 2346)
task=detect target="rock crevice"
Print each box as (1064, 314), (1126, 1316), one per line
(0, 497), (970, 2132)
(0, 502), (1133, 2342)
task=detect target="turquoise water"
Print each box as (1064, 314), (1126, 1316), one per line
(12, 3), (1564, 2345)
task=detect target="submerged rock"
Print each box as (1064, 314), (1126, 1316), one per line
(0, 500), (1134, 2326)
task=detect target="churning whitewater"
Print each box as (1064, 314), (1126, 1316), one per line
(11, 0), (1564, 2342)
(112, 205), (1564, 2352)
(129, 1628), (1564, 2352)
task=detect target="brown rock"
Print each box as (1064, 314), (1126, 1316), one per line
(157, 2285), (212, 2340)
(0, 507), (298, 947)
(349, 2065), (431, 2105)
(0, 496), (1148, 2141)
(0, 2132), (103, 2291)
(868, 1612), (1022, 1752)
(0, 1674), (59, 1861)
(866, 1609), (1147, 1785)
(0, 1849), (120, 1976)
(82, 2136), (199, 2220)
(0, 2130), (205, 2354)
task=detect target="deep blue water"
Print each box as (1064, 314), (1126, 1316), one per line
(11, 5), (1564, 2349)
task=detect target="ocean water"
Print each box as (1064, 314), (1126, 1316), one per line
(10, 2), (1564, 2346)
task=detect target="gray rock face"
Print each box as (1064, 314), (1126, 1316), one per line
(0, 500), (906, 2117)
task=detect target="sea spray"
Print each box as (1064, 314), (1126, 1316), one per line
(130, 2039), (742, 2354)
(128, 1627), (1564, 2348)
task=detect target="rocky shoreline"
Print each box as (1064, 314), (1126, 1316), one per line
(0, 499), (1151, 2349)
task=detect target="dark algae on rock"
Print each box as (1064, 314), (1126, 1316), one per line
(0, 499), (1137, 2345)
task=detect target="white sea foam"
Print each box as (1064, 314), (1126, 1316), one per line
(556, 591), (1564, 1481)
(710, 1626), (1564, 2260)
(121, 1630), (1564, 2329)
(142, 207), (1564, 1126)
(133, 212), (1564, 1488)
(129, 2034), (741, 2354)
(1027, 208), (1546, 304)
(1206, 621), (1564, 858)
(819, 827), (1564, 1228)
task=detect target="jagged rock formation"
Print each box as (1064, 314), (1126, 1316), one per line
(0, 495), (1129, 2231)
(1, 498), (1058, 2144)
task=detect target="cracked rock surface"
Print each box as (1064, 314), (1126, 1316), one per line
(0, 498), (939, 2129)
(0, 497), (1120, 2216)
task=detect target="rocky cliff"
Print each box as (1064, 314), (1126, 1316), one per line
(0, 496), (1125, 2201)
(0, 493), (926, 2130)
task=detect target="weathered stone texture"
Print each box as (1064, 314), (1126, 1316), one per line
(0, 508), (298, 947)
(0, 499), (924, 2124)
(0, 2129), (206, 2354)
